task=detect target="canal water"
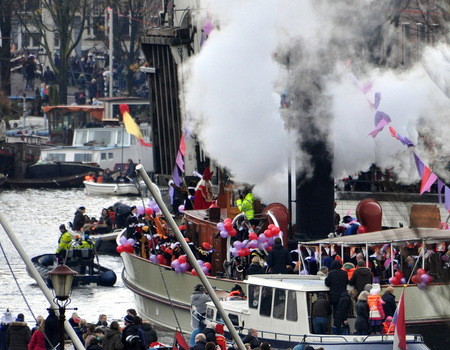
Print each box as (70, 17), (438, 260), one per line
(0, 188), (175, 344)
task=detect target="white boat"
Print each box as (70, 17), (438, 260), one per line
(39, 125), (153, 172)
(83, 180), (147, 196)
(204, 274), (430, 350)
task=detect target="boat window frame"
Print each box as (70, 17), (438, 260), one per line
(286, 290), (298, 322)
(273, 288), (286, 320)
(248, 284), (260, 309)
(259, 286), (273, 318)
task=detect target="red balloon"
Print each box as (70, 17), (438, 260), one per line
(224, 218), (232, 224)
(204, 262), (212, 270)
(264, 229), (273, 238)
(391, 277), (400, 285)
(117, 245), (125, 253)
(237, 249), (246, 257)
(417, 268), (426, 276)
(124, 243), (133, 253)
(394, 271), (403, 279)
(268, 224), (275, 230)
(224, 223), (233, 232)
(266, 245), (272, 252)
(249, 232), (258, 241)
(146, 207), (153, 215)
(271, 227), (281, 235)
(179, 255), (187, 264)
(229, 228), (237, 237)
(411, 275), (420, 284)
(358, 225), (367, 234)
(244, 248), (251, 256)
(157, 254), (165, 264)
(191, 269), (198, 276)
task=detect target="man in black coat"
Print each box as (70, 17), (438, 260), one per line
(44, 309), (59, 350)
(201, 322), (216, 344)
(311, 293), (332, 334)
(382, 285), (397, 318)
(241, 328), (261, 349)
(332, 291), (351, 335)
(122, 315), (143, 350)
(266, 238), (292, 274)
(190, 333), (206, 350)
(349, 260), (373, 297)
(325, 260), (349, 313)
(73, 207), (86, 231)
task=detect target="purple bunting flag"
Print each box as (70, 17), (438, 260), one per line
(203, 18), (213, 36)
(374, 92), (381, 110)
(420, 172), (438, 195)
(445, 186), (450, 212)
(413, 153), (424, 177)
(438, 179), (445, 206)
(176, 150), (185, 173)
(368, 118), (389, 138)
(374, 110), (392, 126)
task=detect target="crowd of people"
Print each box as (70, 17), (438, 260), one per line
(0, 308), (158, 350)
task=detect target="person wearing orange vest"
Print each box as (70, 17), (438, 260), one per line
(368, 288), (385, 334)
(382, 316), (394, 335)
(342, 262), (355, 280)
(84, 172), (95, 182)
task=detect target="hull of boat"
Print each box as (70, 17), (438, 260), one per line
(120, 251), (243, 331)
(30, 254), (116, 287)
(27, 162), (101, 179)
(6, 174), (87, 189)
(83, 181), (146, 196)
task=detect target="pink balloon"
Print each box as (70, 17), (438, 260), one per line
(220, 230), (229, 238)
(249, 239), (259, 248)
(233, 241), (243, 250)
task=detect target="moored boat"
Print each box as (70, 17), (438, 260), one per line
(83, 180), (148, 196)
(30, 250), (116, 287)
(5, 173), (88, 189)
(204, 274), (430, 350)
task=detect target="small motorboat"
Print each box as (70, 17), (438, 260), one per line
(83, 180), (147, 196)
(30, 250), (117, 287)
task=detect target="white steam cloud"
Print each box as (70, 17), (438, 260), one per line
(181, 0), (450, 205)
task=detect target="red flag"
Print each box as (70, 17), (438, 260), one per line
(389, 126), (399, 140)
(335, 254), (343, 264)
(179, 134), (186, 156)
(420, 166), (437, 195)
(393, 290), (407, 350)
(173, 330), (188, 350)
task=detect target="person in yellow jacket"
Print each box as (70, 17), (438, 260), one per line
(56, 224), (72, 255)
(236, 188), (254, 220)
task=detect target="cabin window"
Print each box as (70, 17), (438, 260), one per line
(259, 287), (273, 317)
(215, 312), (239, 326)
(248, 285), (260, 309)
(273, 289), (286, 320)
(108, 153), (113, 160)
(89, 130), (112, 146)
(74, 130), (88, 145)
(206, 308), (214, 320)
(286, 290), (298, 322)
(101, 153), (106, 160)
(46, 153), (65, 162)
(74, 154), (93, 162)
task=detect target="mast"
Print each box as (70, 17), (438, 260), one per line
(0, 212), (86, 350)
(136, 165), (246, 350)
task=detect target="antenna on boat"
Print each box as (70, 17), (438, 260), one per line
(136, 165), (247, 350)
(0, 212), (86, 350)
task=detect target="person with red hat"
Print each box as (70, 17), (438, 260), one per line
(194, 167), (214, 210)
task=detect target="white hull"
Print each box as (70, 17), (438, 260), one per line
(84, 181), (146, 196)
(120, 249), (243, 331)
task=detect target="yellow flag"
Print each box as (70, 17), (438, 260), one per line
(123, 110), (143, 140)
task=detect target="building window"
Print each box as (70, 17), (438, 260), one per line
(31, 34), (42, 48)
(74, 154), (93, 162)
(108, 153), (113, 160)
(101, 153), (106, 160)
(54, 33), (60, 47)
(22, 33), (30, 48)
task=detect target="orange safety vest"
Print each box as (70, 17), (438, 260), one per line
(216, 334), (226, 350)
(382, 321), (394, 334)
(85, 175), (95, 182)
(367, 294), (383, 320)
(342, 267), (355, 280)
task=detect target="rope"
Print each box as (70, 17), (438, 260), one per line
(0, 241), (38, 322)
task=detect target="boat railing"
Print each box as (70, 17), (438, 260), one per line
(256, 331), (425, 344)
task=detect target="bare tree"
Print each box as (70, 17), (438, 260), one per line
(0, 0), (12, 96)
(16, 0), (90, 104)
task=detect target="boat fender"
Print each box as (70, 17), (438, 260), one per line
(99, 270), (117, 286)
(39, 255), (56, 267)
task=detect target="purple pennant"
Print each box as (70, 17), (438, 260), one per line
(176, 150), (185, 173)
(445, 186), (450, 212)
(374, 111), (391, 126)
(374, 92), (381, 110)
(361, 81), (373, 94)
(203, 18), (213, 36)
(368, 118), (389, 138)
(413, 152), (424, 177)
(421, 172), (438, 195)
(200, 33), (205, 47)
(438, 180), (445, 206)
(397, 134), (414, 147)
